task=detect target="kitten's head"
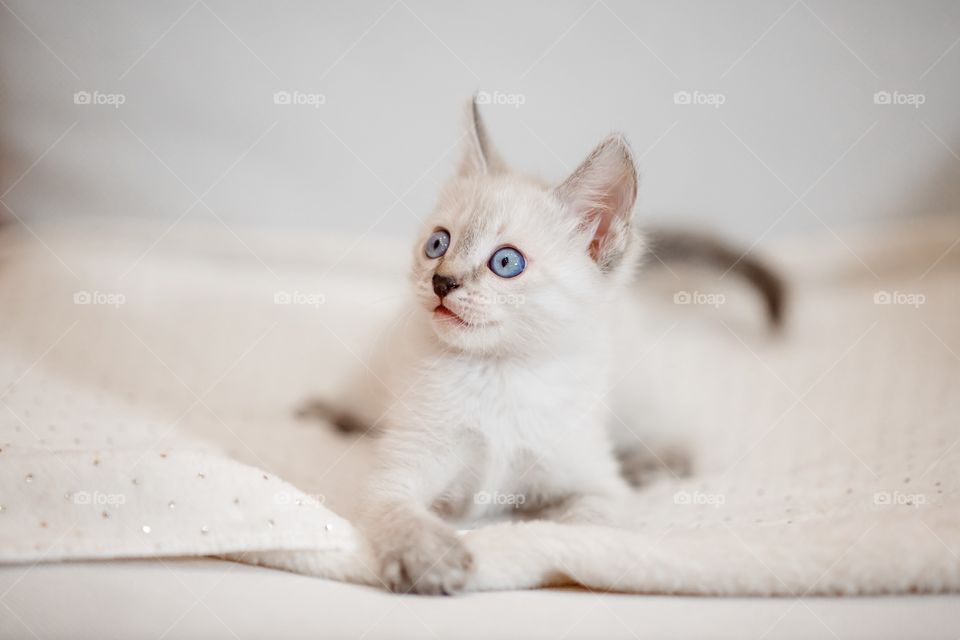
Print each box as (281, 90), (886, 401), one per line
(412, 101), (642, 356)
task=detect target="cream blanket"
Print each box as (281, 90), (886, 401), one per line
(1, 219), (957, 595)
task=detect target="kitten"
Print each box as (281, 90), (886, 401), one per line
(306, 102), (784, 595)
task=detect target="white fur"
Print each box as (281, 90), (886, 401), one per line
(346, 104), (647, 594)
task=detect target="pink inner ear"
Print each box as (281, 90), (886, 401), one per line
(587, 211), (612, 261)
(584, 173), (632, 261)
(556, 136), (638, 264)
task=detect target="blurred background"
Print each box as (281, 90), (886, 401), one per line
(1, 0), (958, 248)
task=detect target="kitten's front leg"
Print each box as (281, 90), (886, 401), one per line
(361, 498), (473, 595)
(359, 430), (474, 595)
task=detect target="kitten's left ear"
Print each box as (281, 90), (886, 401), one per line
(458, 99), (507, 176)
(554, 135), (638, 271)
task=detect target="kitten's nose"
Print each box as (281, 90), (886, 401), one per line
(432, 274), (460, 299)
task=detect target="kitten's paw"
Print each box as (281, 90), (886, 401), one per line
(617, 444), (692, 487)
(378, 527), (474, 595)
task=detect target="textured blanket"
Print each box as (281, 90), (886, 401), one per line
(1, 219), (957, 595)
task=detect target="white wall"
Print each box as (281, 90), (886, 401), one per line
(2, 0), (959, 244)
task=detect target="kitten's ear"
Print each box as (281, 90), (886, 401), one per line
(554, 135), (638, 270)
(458, 99), (506, 177)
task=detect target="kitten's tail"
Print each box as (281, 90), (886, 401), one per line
(643, 229), (786, 328)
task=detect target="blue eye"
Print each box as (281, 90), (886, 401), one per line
(424, 229), (450, 259)
(489, 246), (525, 278)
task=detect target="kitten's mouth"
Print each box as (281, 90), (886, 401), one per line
(433, 304), (470, 326)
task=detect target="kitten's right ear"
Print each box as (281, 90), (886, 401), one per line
(555, 135), (638, 271)
(458, 98), (506, 177)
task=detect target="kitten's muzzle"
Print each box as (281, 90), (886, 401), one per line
(432, 274), (460, 299)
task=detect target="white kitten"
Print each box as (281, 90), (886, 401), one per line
(309, 102), (781, 595)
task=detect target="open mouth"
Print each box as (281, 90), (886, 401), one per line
(433, 304), (470, 326)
